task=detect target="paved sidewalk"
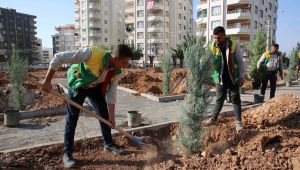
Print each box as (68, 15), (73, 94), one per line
(1, 78), (299, 152)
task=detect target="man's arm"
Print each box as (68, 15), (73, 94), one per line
(257, 53), (266, 69)
(41, 48), (92, 92)
(235, 42), (245, 86)
(106, 75), (121, 128)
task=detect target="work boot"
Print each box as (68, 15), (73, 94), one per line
(104, 143), (124, 155)
(202, 118), (217, 126)
(63, 153), (76, 168)
(236, 121), (243, 133)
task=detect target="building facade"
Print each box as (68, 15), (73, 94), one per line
(52, 24), (76, 54)
(74, 0), (126, 48)
(0, 7), (37, 63)
(196, 0), (278, 45)
(42, 47), (53, 63)
(125, 0), (194, 65)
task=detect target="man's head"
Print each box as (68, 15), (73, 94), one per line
(213, 26), (226, 46)
(271, 43), (279, 53)
(111, 44), (133, 68)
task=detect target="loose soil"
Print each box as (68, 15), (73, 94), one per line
(1, 94), (299, 169)
(0, 69), (67, 113)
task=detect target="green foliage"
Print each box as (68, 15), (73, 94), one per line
(178, 36), (212, 154)
(127, 43), (143, 66)
(162, 50), (172, 95)
(286, 48), (297, 81)
(8, 49), (28, 110)
(247, 28), (267, 89)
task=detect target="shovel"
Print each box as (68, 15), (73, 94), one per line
(27, 75), (146, 145)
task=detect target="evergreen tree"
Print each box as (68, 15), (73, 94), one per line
(286, 48), (297, 81)
(178, 37), (212, 154)
(247, 28), (267, 89)
(8, 49), (28, 110)
(162, 50), (172, 95)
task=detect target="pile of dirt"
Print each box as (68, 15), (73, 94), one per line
(1, 95), (299, 169)
(119, 67), (187, 96)
(0, 71), (66, 113)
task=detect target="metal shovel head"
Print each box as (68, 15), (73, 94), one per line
(132, 136), (145, 145)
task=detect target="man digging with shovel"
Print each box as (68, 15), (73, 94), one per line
(41, 44), (133, 168)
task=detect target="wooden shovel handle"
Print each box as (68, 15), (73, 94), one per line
(26, 74), (134, 140)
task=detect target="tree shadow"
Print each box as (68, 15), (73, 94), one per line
(11, 123), (46, 130)
(268, 110), (300, 130)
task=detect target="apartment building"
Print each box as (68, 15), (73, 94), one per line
(42, 47), (53, 63)
(196, 0), (278, 45)
(0, 7), (37, 63)
(125, 0), (194, 66)
(74, 0), (126, 48)
(52, 24), (76, 54)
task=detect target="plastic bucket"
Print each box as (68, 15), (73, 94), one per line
(253, 94), (264, 104)
(4, 110), (20, 127)
(127, 111), (141, 127)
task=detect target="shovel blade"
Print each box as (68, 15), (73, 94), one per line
(132, 136), (145, 145)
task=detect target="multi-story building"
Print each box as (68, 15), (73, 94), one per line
(52, 24), (76, 54)
(196, 0), (278, 45)
(0, 7), (37, 64)
(74, 0), (126, 48)
(42, 47), (53, 63)
(125, 0), (194, 66)
(36, 38), (43, 63)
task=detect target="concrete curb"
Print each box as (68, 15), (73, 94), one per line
(1, 121), (176, 153)
(0, 106), (67, 121)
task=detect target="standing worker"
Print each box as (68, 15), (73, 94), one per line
(203, 26), (245, 133)
(257, 43), (281, 100)
(41, 44), (133, 168)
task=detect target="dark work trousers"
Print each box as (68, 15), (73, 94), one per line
(260, 71), (277, 99)
(64, 85), (112, 154)
(211, 81), (242, 122)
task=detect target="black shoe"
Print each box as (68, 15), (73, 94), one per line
(63, 153), (76, 168)
(104, 144), (124, 155)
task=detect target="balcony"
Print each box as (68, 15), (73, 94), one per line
(148, 25), (164, 32)
(227, 9), (251, 20)
(89, 12), (101, 19)
(89, 2), (100, 10)
(147, 3), (164, 11)
(226, 25), (250, 35)
(74, 0), (79, 4)
(75, 24), (80, 29)
(125, 6), (134, 14)
(89, 21), (101, 28)
(75, 16), (80, 21)
(89, 40), (101, 45)
(147, 37), (164, 44)
(89, 31), (101, 37)
(227, 0), (250, 5)
(75, 6), (80, 13)
(147, 15), (163, 21)
(125, 17), (134, 24)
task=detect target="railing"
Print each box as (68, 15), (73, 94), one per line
(227, 25), (250, 29)
(227, 9), (250, 14)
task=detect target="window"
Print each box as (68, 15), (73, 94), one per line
(254, 21), (257, 29)
(137, 10), (143, 17)
(212, 6), (221, 16)
(137, 43), (143, 49)
(260, 10), (263, 18)
(211, 20), (221, 30)
(137, 21), (144, 28)
(274, 17), (276, 25)
(179, 3), (182, 9)
(137, 0), (143, 6)
(261, 0), (264, 5)
(179, 24), (182, 30)
(178, 13), (181, 19)
(197, 9), (207, 18)
(269, 3), (272, 10)
(275, 6), (277, 13)
(259, 23), (263, 28)
(255, 6), (258, 14)
(137, 32), (143, 39)
(104, 20), (108, 24)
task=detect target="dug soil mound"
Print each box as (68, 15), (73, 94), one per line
(1, 95), (299, 169)
(119, 67), (187, 96)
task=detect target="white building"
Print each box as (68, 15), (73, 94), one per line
(74, 0), (126, 48)
(42, 48), (53, 63)
(36, 38), (43, 63)
(52, 25), (76, 53)
(125, 0), (194, 66)
(196, 0), (278, 45)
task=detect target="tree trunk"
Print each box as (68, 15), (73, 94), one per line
(179, 58), (184, 68)
(172, 55), (177, 68)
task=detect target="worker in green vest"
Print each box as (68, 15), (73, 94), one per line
(203, 26), (245, 133)
(41, 44), (133, 168)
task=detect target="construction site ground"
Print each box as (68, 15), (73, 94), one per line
(1, 68), (300, 169)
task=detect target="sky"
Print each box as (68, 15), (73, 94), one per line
(0, 0), (299, 55)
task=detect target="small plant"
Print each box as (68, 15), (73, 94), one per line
(286, 48), (297, 82)
(162, 50), (172, 95)
(247, 28), (267, 89)
(127, 42), (143, 67)
(177, 37), (212, 154)
(8, 49), (28, 110)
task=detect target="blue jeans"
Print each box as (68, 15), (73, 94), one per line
(64, 85), (113, 154)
